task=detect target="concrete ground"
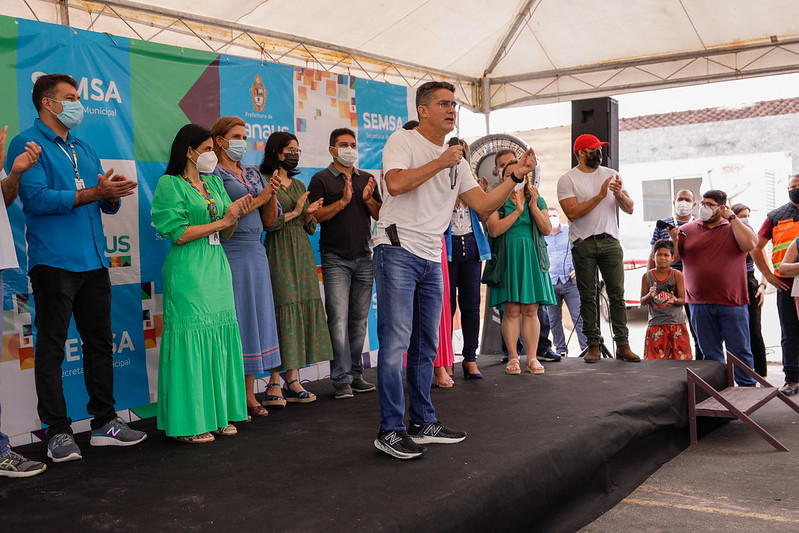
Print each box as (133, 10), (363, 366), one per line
(579, 366), (799, 533)
(457, 288), (798, 532)
(578, 289), (799, 532)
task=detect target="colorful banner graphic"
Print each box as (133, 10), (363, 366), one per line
(355, 78), (409, 170)
(0, 15), (413, 444)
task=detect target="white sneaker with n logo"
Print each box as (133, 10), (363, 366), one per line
(90, 416), (148, 447)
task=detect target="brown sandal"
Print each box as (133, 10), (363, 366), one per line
(247, 405), (269, 418)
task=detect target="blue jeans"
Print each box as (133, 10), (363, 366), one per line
(0, 271), (8, 456)
(546, 278), (587, 354)
(689, 303), (756, 386)
(374, 245), (442, 432)
(321, 250), (373, 387)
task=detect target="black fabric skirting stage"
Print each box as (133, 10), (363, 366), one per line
(2, 357), (726, 532)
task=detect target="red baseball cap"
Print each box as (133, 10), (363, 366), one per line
(573, 134), (609, 153)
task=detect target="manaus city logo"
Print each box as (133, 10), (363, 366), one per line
(251, 75), (268, 111)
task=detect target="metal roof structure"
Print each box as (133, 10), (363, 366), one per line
(4, 0), (799, 113)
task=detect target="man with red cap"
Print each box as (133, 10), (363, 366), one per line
(556, 134), (640, 363)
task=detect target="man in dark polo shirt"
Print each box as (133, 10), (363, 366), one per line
(308, 128), (382, 399)
(669, 189), (758, 386)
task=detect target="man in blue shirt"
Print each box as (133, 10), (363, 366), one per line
(544, 207), (588, 356)
(5, 74), (146, 463)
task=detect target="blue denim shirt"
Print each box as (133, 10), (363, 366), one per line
(5, 119), (119, 272)
(544, 224), (573, 284)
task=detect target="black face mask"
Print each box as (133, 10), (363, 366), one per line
(790, 189), (799, 205)
(585, 149), (602, 169)
(281, 153), (300, 170)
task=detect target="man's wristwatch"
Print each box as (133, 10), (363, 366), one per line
(509, 171), (524, 184)
(728, 213), (738, 221)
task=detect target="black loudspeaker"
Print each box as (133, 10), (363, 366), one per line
(571, 97), (619, 171)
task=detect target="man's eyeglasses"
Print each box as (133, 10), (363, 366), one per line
(699, 201), (718, 208)
(432, 100), (459, 111)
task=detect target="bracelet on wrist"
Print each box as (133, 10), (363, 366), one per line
(509, 171), (524, 184)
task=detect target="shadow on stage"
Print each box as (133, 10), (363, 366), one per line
(2, 357), (726, 532)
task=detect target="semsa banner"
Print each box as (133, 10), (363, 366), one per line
(0, 14), (413, 444)
(355, 78), (409, 171)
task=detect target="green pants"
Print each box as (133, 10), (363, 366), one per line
(571, 236), (629, 346)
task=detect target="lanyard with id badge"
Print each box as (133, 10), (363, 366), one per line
(55, 140), (85, 191)
(182, 175), (222, 245)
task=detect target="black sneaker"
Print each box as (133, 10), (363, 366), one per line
(334, 383), (354, 399)
(351, 377), (376, 393)
(538, 349), (562, 362)
(408, 422), (466, 444)
(374, 429), (426, 459)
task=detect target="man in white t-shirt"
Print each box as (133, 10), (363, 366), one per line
(0, 125), (47, 478)
(374, 81), (538, 459)
(556, 134), (640, 364)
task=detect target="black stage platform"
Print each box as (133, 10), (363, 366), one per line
(1, 358), (726, 532)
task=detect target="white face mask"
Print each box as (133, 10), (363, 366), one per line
(698, 204), (716, 222)
(739, 217), (749, 226)
(549, 215), (560, 227)
(192, 150), (218, 174)
(335, 147), (358, 167)
(674, 200), (693, 217)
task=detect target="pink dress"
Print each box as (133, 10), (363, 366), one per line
(434, 236), (454, 368)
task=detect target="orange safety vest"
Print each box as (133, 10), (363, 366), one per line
(771, 218), (799, 276)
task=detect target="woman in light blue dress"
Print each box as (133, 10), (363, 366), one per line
(212, 116), (283, 417)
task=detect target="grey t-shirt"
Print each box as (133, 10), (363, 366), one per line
(646, 269), (686, 326)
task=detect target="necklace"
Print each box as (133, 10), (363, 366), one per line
(181, 173), (219, 221)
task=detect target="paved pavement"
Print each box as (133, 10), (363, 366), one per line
(579, 365), (799, 532)
(577, 289), (799, 533)
(459, 288), (797, 531)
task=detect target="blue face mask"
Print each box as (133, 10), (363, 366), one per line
(224, 139), (248, 162)
(49, 98), (84, 130)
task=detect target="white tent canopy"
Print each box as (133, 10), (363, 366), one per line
(4, 0), (799, 112)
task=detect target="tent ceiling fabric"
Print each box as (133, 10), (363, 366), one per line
(5, 0), (799, 111)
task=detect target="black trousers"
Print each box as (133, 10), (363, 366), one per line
(746, 271), (768, 376)
(29, 265), (117, 437)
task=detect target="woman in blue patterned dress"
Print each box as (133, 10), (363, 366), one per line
(212, 116), (283, 416)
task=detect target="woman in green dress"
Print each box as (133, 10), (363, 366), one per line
(259, 132), (333, 405)
(152, 124), (252, 443)
(487, 159), (556, 375)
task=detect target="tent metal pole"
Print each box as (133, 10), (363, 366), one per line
(95, 0), (476, 85)
(482, 77), (491, 134)
(57, 0), (70, 25)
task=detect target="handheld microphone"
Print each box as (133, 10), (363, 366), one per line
(448, 137), (460, 189)
(656, 219), (686, 236)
